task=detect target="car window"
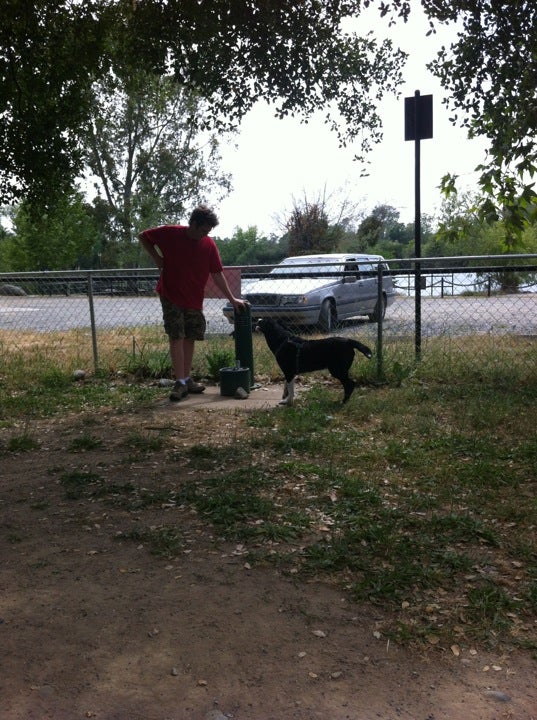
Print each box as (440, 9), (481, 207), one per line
(271, 262), (343, 276)
(358, 262), (377, 276)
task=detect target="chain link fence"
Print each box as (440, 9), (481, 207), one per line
(1, 256), (536, 384)
(383, 255), (537, 383)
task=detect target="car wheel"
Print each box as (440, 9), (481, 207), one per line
(318, 299), (336, 332)
(368, 294), (387, 323)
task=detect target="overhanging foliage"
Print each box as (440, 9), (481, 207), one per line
(0, 0), (405, 207)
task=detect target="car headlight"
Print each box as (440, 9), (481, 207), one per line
(280, 295), (307, 305)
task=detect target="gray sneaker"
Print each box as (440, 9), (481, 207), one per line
(169, 381), (188, 401)
(186, 378), (206, 394)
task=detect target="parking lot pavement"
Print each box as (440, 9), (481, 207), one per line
(153, 382), (287, 411)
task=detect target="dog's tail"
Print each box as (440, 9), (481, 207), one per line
(349, 339), (373, 359)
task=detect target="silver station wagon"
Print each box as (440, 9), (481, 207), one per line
(224, 253), (396, 331)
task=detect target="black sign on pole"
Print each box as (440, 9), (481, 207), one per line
(404, 93), (433, 142)
(404, 90), (433, 361)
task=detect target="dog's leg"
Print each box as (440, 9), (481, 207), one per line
(279, 378), (295, 406)
(286, 378), (295, 405)
(342, 378), (355, 403)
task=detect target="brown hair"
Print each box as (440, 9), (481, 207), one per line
(188, 205), (219, 229)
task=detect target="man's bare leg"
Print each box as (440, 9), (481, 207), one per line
(183, 339), (195, 379)
(169, 338), (186, 380)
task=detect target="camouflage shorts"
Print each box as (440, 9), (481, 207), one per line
(160, 296), (206, 341)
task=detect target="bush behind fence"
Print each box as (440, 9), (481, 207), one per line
(1, 256), (537, 384)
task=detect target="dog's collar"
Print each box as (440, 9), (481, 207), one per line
(274, 338), (302, 375)
(275, 337), (300, 354)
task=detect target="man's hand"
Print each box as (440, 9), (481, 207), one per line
(139, 232), (164, 270)
(231, 298), (249, 312)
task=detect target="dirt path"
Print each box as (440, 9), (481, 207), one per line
(1, 393), (536, 720)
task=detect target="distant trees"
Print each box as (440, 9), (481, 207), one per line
(283, 191), (362, 256)
(352, 204), (414, 257)
(215, 202), (428, 266)
(3, 190), (537, 272)
(215, 227), (287, 266)
(5, 192), (98, 271)
(286, 202), (334, 256)
(432, 191), (537, 258)
(83, 72), (233, 267)
(0, 211), (14, 270)
(335, 203), (433, 259)
(215, 202), (424, 266)
(0, 71), (235, 271)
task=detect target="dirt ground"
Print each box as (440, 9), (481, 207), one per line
(1, 385), (537, 720)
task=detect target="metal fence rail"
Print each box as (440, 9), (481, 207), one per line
(1, 256), (536, 381)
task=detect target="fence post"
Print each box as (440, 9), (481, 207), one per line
(87, 272), (99, 372)
(376, 263), (384, 381)
(233, 303), (254, 387)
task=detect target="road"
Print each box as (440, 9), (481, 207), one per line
(1, 293), (537, 338)
(0, 295), (232, 335)
(378, 294), (537, 338)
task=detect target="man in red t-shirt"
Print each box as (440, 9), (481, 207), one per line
(139, 205), (247, 401)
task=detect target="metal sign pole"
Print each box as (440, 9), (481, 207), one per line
(414, 91), (422, 361)
(405, 90), (433, 363)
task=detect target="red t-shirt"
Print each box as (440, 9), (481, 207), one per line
(141, 225), (223, 310)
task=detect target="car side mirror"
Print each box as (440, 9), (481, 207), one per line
(342, 275), (358, 283)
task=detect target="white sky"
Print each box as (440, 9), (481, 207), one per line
(215, 5), (488, 239)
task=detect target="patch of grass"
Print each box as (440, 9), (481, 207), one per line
(38, 367), (72, 390)
(4, 433), (40, 453)
(249, 392), (343, 455)
(68, 434), (104, 451)
(179, 467), (311, 541)
(247, 409), (278, 429)
(525, 582), (537, 612)
(184, 443), (250, 471)
(466, 583), (520, 636)
(30, 500), (50, 511)
(124, 339), (171, 379)
(60, 469), (137, 503)
(128, 488), (176, 510)
(194, 490), (275, 537)
(205, 346), (235, 381)
(1, 373), (160, 419)
(122, 431), (164, 453)
(301, 510), (499, 607)
(60, 470), (103, 500)
(119, 526), (183, 558)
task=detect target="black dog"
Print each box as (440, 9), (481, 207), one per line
(256, 317), (372, 405)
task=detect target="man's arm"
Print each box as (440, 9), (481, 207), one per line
(138, 231), (164, 270)
(211, 271), (247, 311)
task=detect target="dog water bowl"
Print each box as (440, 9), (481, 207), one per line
(219, 367), (250, 397)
